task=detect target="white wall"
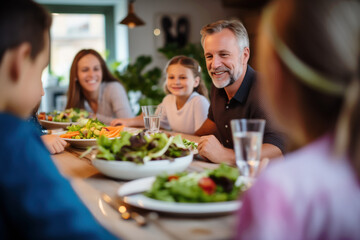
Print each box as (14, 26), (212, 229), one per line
(128, 0), (241, 69)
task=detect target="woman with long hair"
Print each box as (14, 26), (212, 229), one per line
(66, 49), (133, 125)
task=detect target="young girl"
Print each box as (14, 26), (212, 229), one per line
(110, 56), (210, 134)
(66, 49), (133, 125)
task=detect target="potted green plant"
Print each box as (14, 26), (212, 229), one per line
(111, 55), (164, 115)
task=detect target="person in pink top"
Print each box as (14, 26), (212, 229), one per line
(235, 0), (360, 239)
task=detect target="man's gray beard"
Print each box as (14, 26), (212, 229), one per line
(211, 66), (243, 88)
(225, 75), (236, 87)
(212, 74), (236, 88)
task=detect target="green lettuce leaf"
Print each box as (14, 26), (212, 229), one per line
(111, 131), (132, 153)
(172, 135), (186, 149)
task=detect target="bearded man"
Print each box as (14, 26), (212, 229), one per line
(196, 19), (285, 165)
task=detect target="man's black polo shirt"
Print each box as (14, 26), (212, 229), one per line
(208, 65), (285, 153)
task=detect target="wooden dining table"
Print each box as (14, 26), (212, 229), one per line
(51, 130), (238, 240)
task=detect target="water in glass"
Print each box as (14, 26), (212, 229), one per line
(231, 119), (265, 177)
(141, 105), (162, 134)
(143, 116), (160, 133)
(233, 131), (262, 173)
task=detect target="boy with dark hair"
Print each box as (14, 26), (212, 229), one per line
(0, 1), (117, 239)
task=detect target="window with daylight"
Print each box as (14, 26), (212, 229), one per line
(50, 13), (106, 86)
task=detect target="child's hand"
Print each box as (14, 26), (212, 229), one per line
(111, 115), (144, 127)
(110, 118), (128, 126)
(41, 135), (67, 154)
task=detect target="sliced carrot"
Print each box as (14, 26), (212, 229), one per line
(111, 127), (122, 134)
(114, 126), (124, 133)
(105, 130), (121, 138)
(100, 126), (123, 138)
(110, 128), (122, 134)
(103, 126), (124, 131)
(104, 131), (116, 138)
(60, 131), (80, 138)
(99, 128), (108, 136)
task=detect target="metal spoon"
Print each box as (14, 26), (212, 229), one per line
(101, 193), (147, 226)
(102, 193), (183, 239)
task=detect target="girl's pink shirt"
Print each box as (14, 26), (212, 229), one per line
(235, 134), (360, 240)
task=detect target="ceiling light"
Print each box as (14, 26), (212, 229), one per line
(119, 0), (145, 28)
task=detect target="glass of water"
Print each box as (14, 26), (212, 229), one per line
(141, 105), (163, 134)
(231, 119), (266, 177)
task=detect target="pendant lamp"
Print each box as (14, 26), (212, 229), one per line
(119, 0), (145, 28)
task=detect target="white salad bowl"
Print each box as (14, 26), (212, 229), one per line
(91, 153), (193, 180)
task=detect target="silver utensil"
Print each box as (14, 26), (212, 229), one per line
(101, 193), (147, 226)
(102, 193), (182, 240)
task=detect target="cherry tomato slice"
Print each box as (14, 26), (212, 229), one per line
(198, 177), (216, 195)
(168, 175), (179, 181)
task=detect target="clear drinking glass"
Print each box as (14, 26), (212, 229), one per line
(231, 119), (266, 177)
(141, 105), (163, 134)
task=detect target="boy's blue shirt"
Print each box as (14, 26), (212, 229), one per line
(28, 114), (45, 136)
(0, 113), (118, 239)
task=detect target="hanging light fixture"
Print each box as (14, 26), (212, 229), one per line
(119, 0), (145, 28)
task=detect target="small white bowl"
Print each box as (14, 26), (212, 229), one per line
(63, 138), (98, 149)
(91, 153), (193, 180)
(39, 119), (76, 130)
(53, 131), (99, 149)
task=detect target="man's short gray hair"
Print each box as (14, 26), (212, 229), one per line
(200, 19), (250, 51)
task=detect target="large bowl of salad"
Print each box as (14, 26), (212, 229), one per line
(91, 131), (193, 180)
(38, 108), (89, 129)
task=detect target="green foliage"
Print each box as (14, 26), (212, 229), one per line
(111, 55), (165, 114)
(158, 42), (212, 90)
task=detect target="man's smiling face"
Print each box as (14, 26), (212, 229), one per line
(203, 28), (244, 88)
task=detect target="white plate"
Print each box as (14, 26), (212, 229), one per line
(64, 138), (98, 149)
(122, 127), (144, 135)
(118, 177), (241, 215)
(92, 153), (193, 180)
(53, 130), (123, 149)
(53, 131), (99, 149)
(39, 119), (76, 130)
